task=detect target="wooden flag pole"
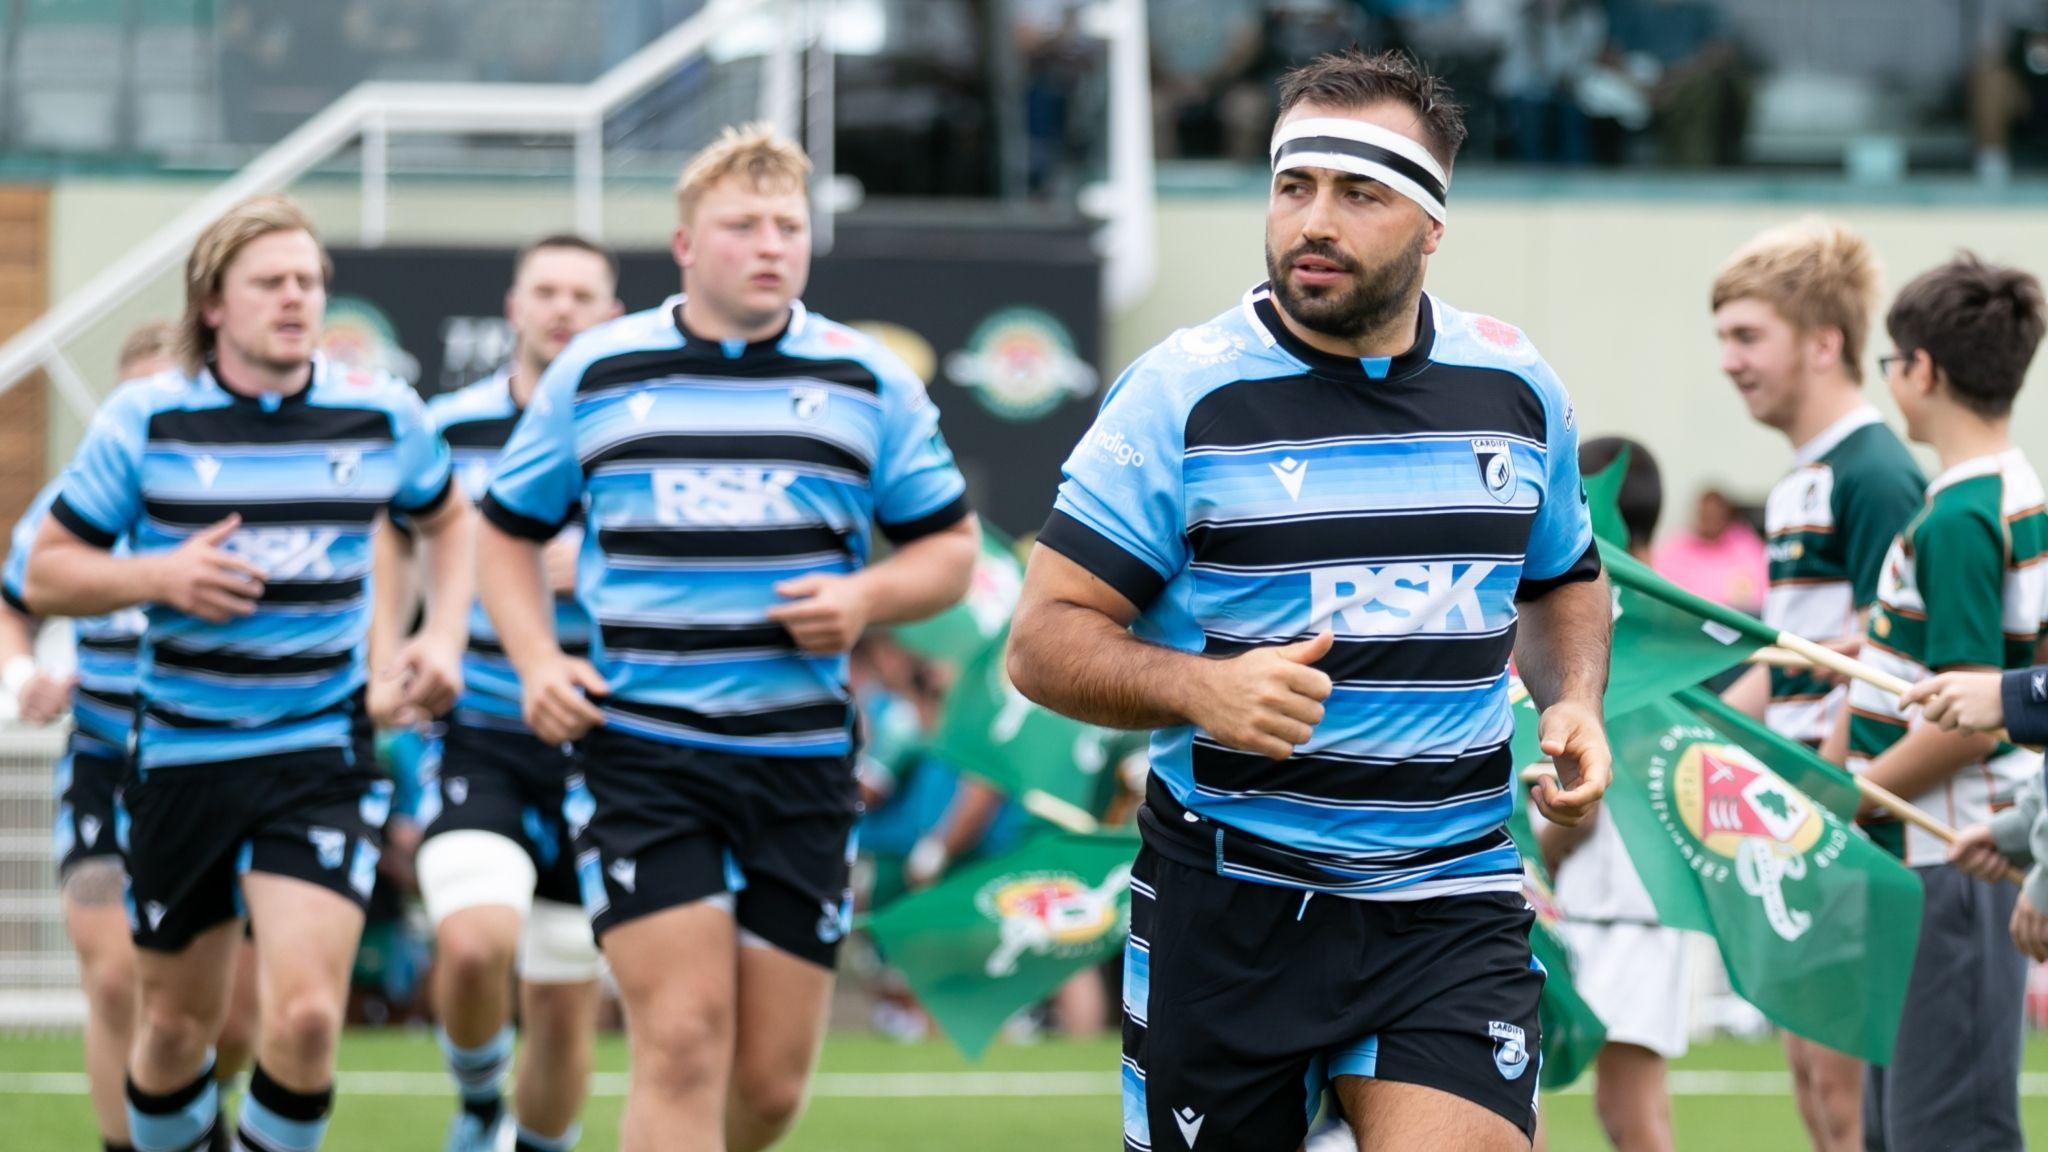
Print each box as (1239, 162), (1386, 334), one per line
(1517, 762), (2023, 884)
(1022, 789), (1099, 834)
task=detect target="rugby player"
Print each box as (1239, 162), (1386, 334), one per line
(0, 323), (253, 1151)
(23, 194), (472, 1152)
(476, 125), (979, 1152)
(1008, 50), (1613, 1152)
(373, 234), (621, 1152)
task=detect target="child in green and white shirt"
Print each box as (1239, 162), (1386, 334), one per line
(1842, 253), (2048, 1152)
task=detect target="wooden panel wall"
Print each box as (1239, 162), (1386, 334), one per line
(0, 187), (47, 530)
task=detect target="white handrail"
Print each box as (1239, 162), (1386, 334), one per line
(0, 0), (769, 411)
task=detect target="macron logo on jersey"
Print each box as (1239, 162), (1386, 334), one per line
(1269, 456), (1308, 501)
(1309, 561), (1499, 636)
(654, 467), (803, 526)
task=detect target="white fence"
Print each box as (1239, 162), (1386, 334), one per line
(0, 726), (81, 1027)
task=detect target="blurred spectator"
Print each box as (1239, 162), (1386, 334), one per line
(1970, 15), (2048, 182)
(1492, 0), (1607, 164)
(1215, 0), (1380, 162)
(1015, 0), (1106, 197)
(1605, 0), (1752, 166)
(1653, 486), (1768, 613)
(1151, 0), (1263, 158)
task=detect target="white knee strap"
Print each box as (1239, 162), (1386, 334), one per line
(417, 831), (537, 925)
(519, 898), (604, 984)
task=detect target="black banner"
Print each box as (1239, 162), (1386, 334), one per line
(326, 218), (1101, 538)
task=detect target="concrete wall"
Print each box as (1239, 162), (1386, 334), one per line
(38, 175), (2048, 538)
(1113, 196), (2048, 535)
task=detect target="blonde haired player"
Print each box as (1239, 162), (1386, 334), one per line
(25, 194), (473, 1152)
(1711, 218), (1924, 1152)
(477, 126), (979, 1151)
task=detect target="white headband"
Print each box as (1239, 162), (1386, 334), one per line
(1270, 117), (1449, 223)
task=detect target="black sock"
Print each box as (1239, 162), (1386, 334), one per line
(233, 1064), (334, 1152)
(105, 1142), (137, 1152)
(463, 1094), (504, 1126)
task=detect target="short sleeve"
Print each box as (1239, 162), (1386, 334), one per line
(387, 386), (455, 516)
(1, 479), (61, 612)
(1039, 360), (1187, 608)
(1836, 462), (1927, 608)
(871, 359), (971, 543)
(1916, 505), (2006, 671)
(51, 385), (150, 550)
(482, 357), (584, 541)
(1518, 366), (1596, 588)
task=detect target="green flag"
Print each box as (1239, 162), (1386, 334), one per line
(1503, 720), (1608, 1089)
(1673, 685), (1862, 821)
(1583, 444), (1632, 550)
(1604, 696), (1923, 1064)
(893, 529), (1023, 665)
(929, 625), (1123, 826)
(865, 832), (1137, 1059)
(1603, 538), (1762, 716)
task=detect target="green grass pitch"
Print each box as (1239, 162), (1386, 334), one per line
(4, 1029), (2047, 1148)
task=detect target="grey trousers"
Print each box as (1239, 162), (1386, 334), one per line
(1864, 864), (2027, 1152)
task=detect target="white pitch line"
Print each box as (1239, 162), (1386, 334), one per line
(2, 1069), (2048, 1100)
(0, 1070), (1122, 1099)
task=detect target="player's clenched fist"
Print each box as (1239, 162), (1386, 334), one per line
(521, 653), (610, 745)
(1187, 630), (1335, 760)
(145, 514), (266, 622)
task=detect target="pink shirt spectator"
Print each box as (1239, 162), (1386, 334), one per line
(1654, 520), (1767, 613)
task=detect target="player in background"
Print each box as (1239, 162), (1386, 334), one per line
(24, 195), (472, 1152)
(373, 235), (621, 1152)
(0, 322), (254, 1151)
(476, 126), (979, 1151)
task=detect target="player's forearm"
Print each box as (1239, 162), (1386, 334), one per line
(368, 519), (421, 673)
(855, 515), (981, 627)
(542, 528), (582, 597)
(476, 521), (559, 673)
(937, 778), (1004, 859)
(1512, 573), (1612, 713)
(1006, 596), (1205, 730)
(1859, 716), (1998, 815)
(412, 500), (476, 652)
(23, 536), (157, 618)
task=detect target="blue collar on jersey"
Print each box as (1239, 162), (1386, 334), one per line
(1243, 282), (1436, 381)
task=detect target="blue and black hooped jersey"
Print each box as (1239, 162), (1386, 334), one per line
(483, 297), (971, 758)
(52, 357), (454, 770)
(2, 477), (144, 754)
(1043, 284), (1598, 899)
(424, 369), (591, 732)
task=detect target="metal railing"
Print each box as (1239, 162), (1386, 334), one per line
(0, 0), (794, 421)
(0, 0), (1157, 424)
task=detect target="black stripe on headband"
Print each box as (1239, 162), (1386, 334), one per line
(1274, 136), (1447, 206)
